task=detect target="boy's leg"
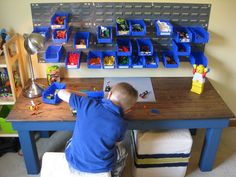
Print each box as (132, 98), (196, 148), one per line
(111, 143), (128, 177)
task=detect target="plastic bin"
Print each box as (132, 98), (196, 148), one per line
(173, 27), (192, 43)
(173, 41), (191, 56)
(189, 52), (208, 67)
(145, 52), (159, 68)
(33, 26), (51, 40)
(189, 27), (209, 43)
(136, 38), (153, 56)
(116, 17), (131, 36)
(155, 20), (173, 36)
(42, 82), (66, 105)
(44, 45), (63, 63)
(0, 105), (16, 134)
(65, 51), (81, 69)
(131, 56), (145, 68)
(87, 51), (102, 69)
(102, 51), (117, 69)
(117, 38), (132, 56)
(130, 19), (146, 36)
(162, 51), (179, 68)
(97, 26), (113, 43)
(117, 56), (131, 69)
(52, 28), (69, 43)
(50, 12), (69, 29)
(74, 32), (90, 49)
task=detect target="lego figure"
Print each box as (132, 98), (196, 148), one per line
(191, 64), (209, 94)
(0, 28), (10, 56)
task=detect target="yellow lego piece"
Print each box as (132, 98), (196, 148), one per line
(191, 80), (204, 94)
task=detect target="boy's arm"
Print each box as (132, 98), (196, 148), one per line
(58, 89), (87, 103)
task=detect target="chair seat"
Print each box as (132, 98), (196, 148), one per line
(41, 152), (111, 177)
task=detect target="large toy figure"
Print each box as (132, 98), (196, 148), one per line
(191, 64), (209, 94)
(0, 28), (10, 56)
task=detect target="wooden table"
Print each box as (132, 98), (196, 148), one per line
(7, 77), (235, 174)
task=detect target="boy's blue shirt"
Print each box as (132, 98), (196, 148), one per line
(66, 93), (127, 173)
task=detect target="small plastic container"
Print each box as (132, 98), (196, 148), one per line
(172, 41), (191, 56)
(74, 32), (90, 49)
(136, 38), (153, 56)
(162, 51), (179, 68)
(117, 38), (132, 56)
(189, 52), (208, 67)
(52, 28), (69, 43)
(131, 56), (145, 68)
(144, 52), (159, 68)
(42, 82), (66, 105)
(50, 12), (69, 29)
(130, 19), (146, 36)
(173, 27), (192, 43)
(116, 18), (131, 36)
(33, 26), (51, 40)
(97, 26), (113, 43)
(65, 51), (81, 69)
(155, 20), (173, 36)
(189, 27), (209, 43)
(0, 105), (16, 134)
(102, 51), (117, 69)
(117, 56), (131, 69)
(44, 45), (63, 63)
(87, 51), (102, 69)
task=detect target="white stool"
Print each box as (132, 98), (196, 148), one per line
(41, 152), (111, 177)
(131, 129), (193, 177)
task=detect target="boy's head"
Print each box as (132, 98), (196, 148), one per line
(108, 82), (138, 112)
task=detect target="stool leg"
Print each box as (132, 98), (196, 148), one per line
(199, 128), (222, 171)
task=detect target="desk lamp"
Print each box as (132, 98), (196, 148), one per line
(23, 33), (45, 98)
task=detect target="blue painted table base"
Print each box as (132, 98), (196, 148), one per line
(12, 118), (229, 174)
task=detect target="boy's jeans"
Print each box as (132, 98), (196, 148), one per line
(111, 143), (128, 177)
(65, 140), (128, 177)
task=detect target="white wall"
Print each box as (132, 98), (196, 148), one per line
(0, 0), (235, 115)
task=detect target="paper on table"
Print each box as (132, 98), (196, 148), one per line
(103, 77), (156, 102)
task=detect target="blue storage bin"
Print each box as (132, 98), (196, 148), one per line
(102, 51), (117, 69)
(33, 26), (51, 40)
(44, 45), (63, 63)
(42, 82), (66, 105)
(189, 52), (208, 67)
(162, 51), (179, 68)
(144, 52), (159, 68)
(116, 17), (131, 36)
(87, 51), (102, 69)
(189, 27), (209, 43)
(117, 38), (132, 56)
(50, 12), (69, 29)
(131, 56), (145, 68)
(130, 19), (146, 36)
(74, 32), (90, 49)
(155, 20), (173, 36)
(173, 27), (192, 43)
(136, 38), (153, 56)
(172, 41), (191, 56)
(117, 56), (131, 69)
(65, 51), (81, 69)
(52, 28), (69, 43)
(97, 26), (112, 43)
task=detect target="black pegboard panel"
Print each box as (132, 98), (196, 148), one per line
(31, 2), (211, 63)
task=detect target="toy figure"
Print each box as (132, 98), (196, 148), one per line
(0, 28), (10, 56)
(46, 65), (60, 85)
(191, 64), (209, 94)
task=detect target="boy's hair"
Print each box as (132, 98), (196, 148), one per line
(110, 82), (138, 110)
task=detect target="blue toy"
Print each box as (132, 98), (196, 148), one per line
(0, 28), (10, 56)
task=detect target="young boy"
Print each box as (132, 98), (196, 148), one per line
(58, 82), (138, 177)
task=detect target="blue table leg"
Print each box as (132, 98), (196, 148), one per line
(199, 128), (223, 171)
(18, 131), (40, 174)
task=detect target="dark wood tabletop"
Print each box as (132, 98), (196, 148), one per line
(7, 77), (235, 122)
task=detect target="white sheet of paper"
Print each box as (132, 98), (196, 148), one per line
(103, 77), (156, 102)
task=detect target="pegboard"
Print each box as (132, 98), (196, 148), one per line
(31, 2), (211, 63)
